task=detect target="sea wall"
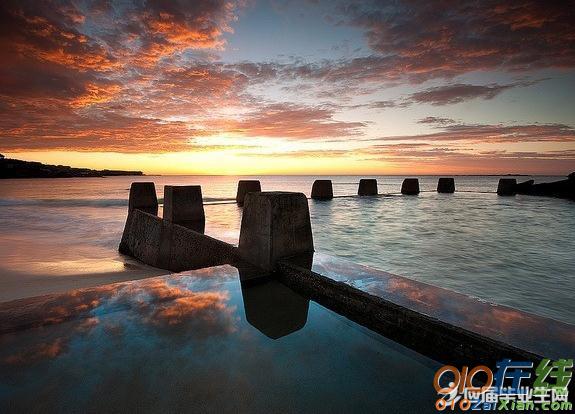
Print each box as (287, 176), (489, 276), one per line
(275, 254), (575, 366)
(120, 209), (236, 272)
(497, 173), (574, 199)
(117, 182), (574, 366)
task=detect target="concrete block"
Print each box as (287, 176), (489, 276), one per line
(401, 178), (420, 195)
(163, 185), (205, 232)
(236, 180), (261, 205)
(238, 192), (314, 271)
(128, 182), (158, 215)
(497, 178), (517, 196)
(437, 177), (455, 193)
(311, 179), (333, 199)
(358, 179), (378, 196)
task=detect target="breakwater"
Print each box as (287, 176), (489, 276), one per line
(118, 178), (575, 366)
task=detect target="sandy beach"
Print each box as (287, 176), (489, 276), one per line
(0, 263), (166, 303)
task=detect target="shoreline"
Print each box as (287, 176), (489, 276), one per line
(0, 156), (143, 179)
(0, 265), (166, 303)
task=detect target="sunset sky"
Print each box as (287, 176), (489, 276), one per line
(1, 0), (574, 175)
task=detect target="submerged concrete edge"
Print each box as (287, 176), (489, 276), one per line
(276, 258), (543, 367)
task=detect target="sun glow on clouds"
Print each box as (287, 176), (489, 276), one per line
(1, 0), (574, 174)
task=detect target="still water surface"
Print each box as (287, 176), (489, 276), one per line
(0, 266), (440, 412)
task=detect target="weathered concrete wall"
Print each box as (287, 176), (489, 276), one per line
(276, 257), (542, 366)
(311, 179), (333, 199)
(497, 178), (517, 196)
(401, 178), (420, 195)
(128, 182), (158, 215)
(119, 209), (237, 271)
(513, 179), (534, 195)
(496, 174), (575, 199)
(236, 180), (261, 205)
(119, 209), (163, 263)
(238, 192), (314, 271)
(358, 179), (378, 196)
(437, 177), (455, 193)
(163, 185), (205, 232)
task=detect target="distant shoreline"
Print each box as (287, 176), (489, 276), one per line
(0, 156), (143, 179)
(133, 173), (542, 177)
(2, 155), (567, 178)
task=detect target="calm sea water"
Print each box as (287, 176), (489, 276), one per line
(0, 175), (573, 324)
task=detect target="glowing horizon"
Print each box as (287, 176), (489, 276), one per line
(1, 1), (574, 175)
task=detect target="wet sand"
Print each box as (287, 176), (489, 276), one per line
(0, 265), (166, 303)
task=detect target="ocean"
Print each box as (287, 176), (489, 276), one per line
(0, 175), (573, 324)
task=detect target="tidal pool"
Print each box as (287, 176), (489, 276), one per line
(0, 264), (441, 413)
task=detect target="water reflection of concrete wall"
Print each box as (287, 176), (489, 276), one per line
(241, 280), (309, 339)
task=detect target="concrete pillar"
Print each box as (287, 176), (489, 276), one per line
(163, 185), (205, 233)
(238, 192), (314, 271)
(497, 178), (517, 196)
(437, 177), (455, 193)
(401, 178), (420, 195)
(236, 180), (261, 205)
(128, 182), (158, 215)
(358, 179), (378, 196)
(311, 179), (333, 199)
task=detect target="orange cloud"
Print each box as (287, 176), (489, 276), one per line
(0, 277), (237, 366)
(148, 293), (232, 326)
(204, 103), (366, 139)
(1, 10), (117, 72)
(3, 338), (65, 366)
(70, 83), (123, 107)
